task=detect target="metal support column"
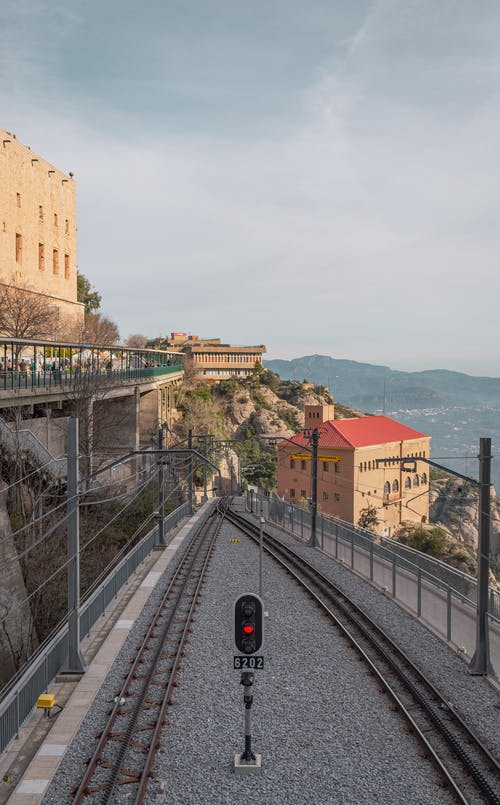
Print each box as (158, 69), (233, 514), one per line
(63, 418), (86, 674)
(469, 438), (495, 676)
(188, 428), (194, 509)
(156, 427), (165, 547)
(309, 427), (319, 547)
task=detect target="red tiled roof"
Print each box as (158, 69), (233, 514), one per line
(280, 416), (429, 450)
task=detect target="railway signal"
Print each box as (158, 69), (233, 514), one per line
(234, 593), (263, 655)
(233, 593), (264, 774)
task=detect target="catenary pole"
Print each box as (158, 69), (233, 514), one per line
(64, 418), (86, 674)
(469, 438), (495, 676)
(156, 427), (165, 547)
(309, 427), (319, 547)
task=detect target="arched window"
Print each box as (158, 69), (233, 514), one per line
(392, 479), (399, 493)
(405, 477), (411, 489)
(413, 475), (420, 487)
(368, 461), (371, 470)
(384, 482), (390, 496)
(421, 473), (427, 485)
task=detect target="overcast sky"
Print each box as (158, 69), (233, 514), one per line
(1, 0), (499, 376)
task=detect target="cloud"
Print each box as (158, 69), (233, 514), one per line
(1, 1), (499, 374)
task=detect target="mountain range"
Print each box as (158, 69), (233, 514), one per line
(264, 355), (500, 412)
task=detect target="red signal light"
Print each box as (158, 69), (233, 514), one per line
(242, 624), (254, 635)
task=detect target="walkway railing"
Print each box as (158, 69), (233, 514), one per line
(248, 490), (500, 625)
(0, 363), (182, 392)
(0, 501), (190, 756)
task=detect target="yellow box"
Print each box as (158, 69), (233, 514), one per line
(37, 694), (55, 709)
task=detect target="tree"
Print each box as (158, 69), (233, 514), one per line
(77, 272), (101, 313)
(358, 504), (380, 531)
(0, 285), (57, 340)
(126, 333), (148, 348)
(81, 312), (120, 345)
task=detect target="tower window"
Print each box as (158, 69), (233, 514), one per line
(54, 213), (58, 226)
(39, 205), (43, 221)
(38, 243), (44, 270)
(64, 253), (70, 279)
(53, 249), (59, 275)
(15, 233), (22, 262)
(16, 193), (21, 207)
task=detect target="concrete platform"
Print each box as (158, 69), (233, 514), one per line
(2, 502), (214, 805)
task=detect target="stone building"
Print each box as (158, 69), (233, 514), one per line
(155, 333), (266, 382)
(0, 127), (84, 330)
(277, 404), (431, 537)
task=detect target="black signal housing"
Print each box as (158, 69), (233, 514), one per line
(234, 593), (264, 655)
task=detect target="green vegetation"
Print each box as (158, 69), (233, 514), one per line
(77, 271), (101, 313)
(490, 554), (500, 582)
(397, 523), (449, 558)
(358, 504), (380, 531)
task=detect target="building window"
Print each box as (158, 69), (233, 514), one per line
(38, 243), (44, 270)
(334, 493), (340, 502)
(54, 213), (58, 226)
(322, 491), (328, 501)
(39, 205), (43, 221)
(15, 233), (22, 262)
(323, 462), (329, 472)
(384, 482), (390, 496)
(290, 459), (295, 469)
(300, 490), (307, 499)
(335, 463), (340, 473)
(65, 218), (69, 234)
(359, 463), (363, 472)
(404, 476), (411, 489)
(413, 475), (420, 487)
(16, 193), (21, 207)
(421, 473), (427, 485)
(64, 253), (70, 279)
(290, 489), (295, 498)
(301, 460), (307, 470)
(53, 249), (59, 275)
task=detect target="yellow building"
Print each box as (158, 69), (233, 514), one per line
(158, 333), (266, 382)
(278, 404), (431, 537)
(0, 127), (84, 330)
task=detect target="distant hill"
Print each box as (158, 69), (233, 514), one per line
(265, 355), (500, 411)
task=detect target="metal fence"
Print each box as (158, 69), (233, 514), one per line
(247, 490), (500, 626)
(0, 500), (190, 756)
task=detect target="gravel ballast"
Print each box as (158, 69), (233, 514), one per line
(43, 499), (498, 804)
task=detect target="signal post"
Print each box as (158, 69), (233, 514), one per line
(233, 593), (264, 773)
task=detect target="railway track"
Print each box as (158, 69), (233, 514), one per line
(71, 500), (228, 804)
(226, 507), (500, 805)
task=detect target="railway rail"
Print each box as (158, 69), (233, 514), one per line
(71, 500), (228, 804)
(226, 507), (500, 805)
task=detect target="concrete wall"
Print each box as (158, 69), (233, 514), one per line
(9, 415), (69, 458)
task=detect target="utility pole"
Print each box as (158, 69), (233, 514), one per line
(469, 438), (495, 676)
(63, 418), (86, 674)
(309, 427), (319, 548)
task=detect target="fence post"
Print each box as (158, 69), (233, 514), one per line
(370, 542), (374, 581)
(351, 530), (354, 568)
(417, 568), (422, 617)
(447, 587), (452, 641)
(392, 554), (396, 597)
(301, 508), (303, 539)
